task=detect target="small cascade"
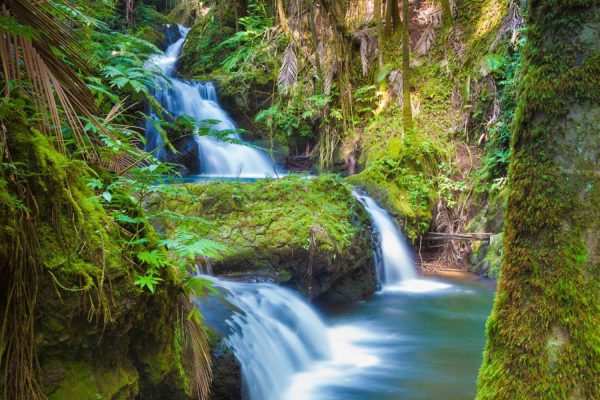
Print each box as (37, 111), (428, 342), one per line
(355, 192), (451, 292)
(145, 24), (277, 177)
(354, 192), (417, 284)
(209, 278), (331, 400)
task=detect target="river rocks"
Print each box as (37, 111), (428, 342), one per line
(153, 175), (377, 303)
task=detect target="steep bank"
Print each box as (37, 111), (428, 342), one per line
(152, 175), (377, 303)
(0, 114), (202, 400)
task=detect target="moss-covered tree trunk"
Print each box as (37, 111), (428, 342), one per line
(477, 2), (600, 399)
(401, 0), (413, 132)
(440, 0), (452, 30)
(374, 0), (384, 68)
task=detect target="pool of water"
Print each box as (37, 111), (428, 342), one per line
(287, 274), (495, 400)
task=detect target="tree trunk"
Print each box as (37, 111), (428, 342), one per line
(374, 0), (384, 68)
(476, 2), (600, 399)
(401, 0), (413, 132)
(308, 0), (323, 90)
(384, 0), (400, 37)
(276, 0), (292, 39)
(440, 0), (452, 30)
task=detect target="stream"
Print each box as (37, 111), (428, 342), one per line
(148, 25), (495, 400)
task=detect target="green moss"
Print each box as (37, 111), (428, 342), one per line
(153, 174), (376, 301)
(0, 111), (194, 399)
(476, 2), (600, 398)
(46, 360), (138, 400)
(178, 6), (238, 79)
(156, 174), (362, 259)
(348, 124), (446, 240)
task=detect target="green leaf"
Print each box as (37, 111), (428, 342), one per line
(134, 274), (163, 293)
(114, 213), (142, 224)
(86, 178), (103, 190)
(137, 249), (168, 268)
(102, 191), (112, 202)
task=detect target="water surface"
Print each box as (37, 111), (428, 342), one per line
(288, 274), (495, 400)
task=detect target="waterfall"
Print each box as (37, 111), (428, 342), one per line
(208, 278), (332, 400)
(145, 24), (277, 177)
(354, 192), (417, 284)
(355, 192), (451, 292)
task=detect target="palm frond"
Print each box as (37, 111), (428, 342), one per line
(0, 0), (140, 171)
(417, 4), (442, 27)
(178, 294), (212, 400)
(277, 43), (298, 90)
(352, 28), (378, 76)
(0, 1), (100, 155)
(490, 2), (523, 50)
(415, 25), (436, 56)
(389, 70), (403, 103)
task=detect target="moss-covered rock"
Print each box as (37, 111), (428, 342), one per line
(205, 329), (242, 400)
(0, 115), (193, 400)
(153, 175), (377, 302)
(348, 128), (445, 240)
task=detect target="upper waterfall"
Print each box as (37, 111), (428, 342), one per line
(145, 24), (278, 177)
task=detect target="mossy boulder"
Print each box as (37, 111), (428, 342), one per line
(153, 175), (377, 302)
(467, 190), (506, 278)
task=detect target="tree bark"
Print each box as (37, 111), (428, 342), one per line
(440, 0), (452, 30)
(384, 0), (400, 37)
(276, 0), (292, 39)
(401, 0), (413, 132)
(476, 2), (600, 399)
(374, 0), (384, 68)
(308, 0), (323, 90)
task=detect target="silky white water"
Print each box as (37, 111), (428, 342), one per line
(206, 278), (332, 400)
(145, 24), (277, 177)
(354, 192), (451, 292)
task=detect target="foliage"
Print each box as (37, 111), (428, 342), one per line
(475, 39), (523, 187)
(349, 125), (446, 240)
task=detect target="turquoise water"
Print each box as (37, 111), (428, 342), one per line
(289, 274), (495, 400)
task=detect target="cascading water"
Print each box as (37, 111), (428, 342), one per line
(199, 192), (491, 400)
(202, 276), (381, 400)
(354, 192), (417, 284)
(145, 25), (277, 177)
(205, 278), (332, 400)
(355, 192), (451, 292)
